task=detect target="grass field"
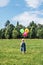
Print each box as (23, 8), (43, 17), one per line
(0, 39), (43, 65)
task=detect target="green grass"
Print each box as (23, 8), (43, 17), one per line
(0, 39), (43, 65)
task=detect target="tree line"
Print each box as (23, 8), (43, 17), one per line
(0, 20), (43, 39)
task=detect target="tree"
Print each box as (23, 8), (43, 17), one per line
(37, 28), (43, 38)
(5, 20), (10, 27)
(30, 26), (36, 38)
(5, 29), (10, 39)
(29, 21), (37, 28)
(0, 30), (2, 38)
(37, 24), (43, 29)
(12, 29), (19, 38)
(0, 28), (6, 39)
(36, 24), (43, 38)
(15, 21), (25, 38)
(5, 24), (14, 39)
(27, 21), (37, 38)
(17, 21), (19, 26)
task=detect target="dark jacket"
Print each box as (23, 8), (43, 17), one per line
(21, 42), (26, 52)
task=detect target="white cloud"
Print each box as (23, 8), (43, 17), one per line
(11, 11), (43, 26)
(25, 0), (43, 8)
(0, 0), (10, 7)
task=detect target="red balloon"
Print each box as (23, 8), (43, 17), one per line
(23, 32), (28, 37)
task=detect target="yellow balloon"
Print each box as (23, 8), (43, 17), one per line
(25, 28), (29, 33)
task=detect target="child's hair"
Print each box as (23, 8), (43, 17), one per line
(22, 39), (24, 41)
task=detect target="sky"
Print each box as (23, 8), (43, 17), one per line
(0, 0), (43, 29)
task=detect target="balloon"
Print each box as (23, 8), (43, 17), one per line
(25, 28), (29, 33)
(23, 32), (28, 37)
(20, 29), (24, 34)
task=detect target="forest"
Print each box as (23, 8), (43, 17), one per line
(0, 20), (43, 39)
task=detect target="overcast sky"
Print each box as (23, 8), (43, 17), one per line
(0, 0), (43, 28)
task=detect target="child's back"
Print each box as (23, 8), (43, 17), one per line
(20, 39), (26, 53)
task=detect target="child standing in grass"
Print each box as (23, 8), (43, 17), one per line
(20, 39), (26, 53)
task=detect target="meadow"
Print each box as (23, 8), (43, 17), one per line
(0, 39), (43, 65)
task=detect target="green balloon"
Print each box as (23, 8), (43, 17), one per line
(20, 29), (24, 34)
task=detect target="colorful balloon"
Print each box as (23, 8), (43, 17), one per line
(23, 32), (28, 37)
(25, 28), (29, 33)
(20, 29), (24, 34)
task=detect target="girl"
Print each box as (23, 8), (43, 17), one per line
(20, 39), (26, 53)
